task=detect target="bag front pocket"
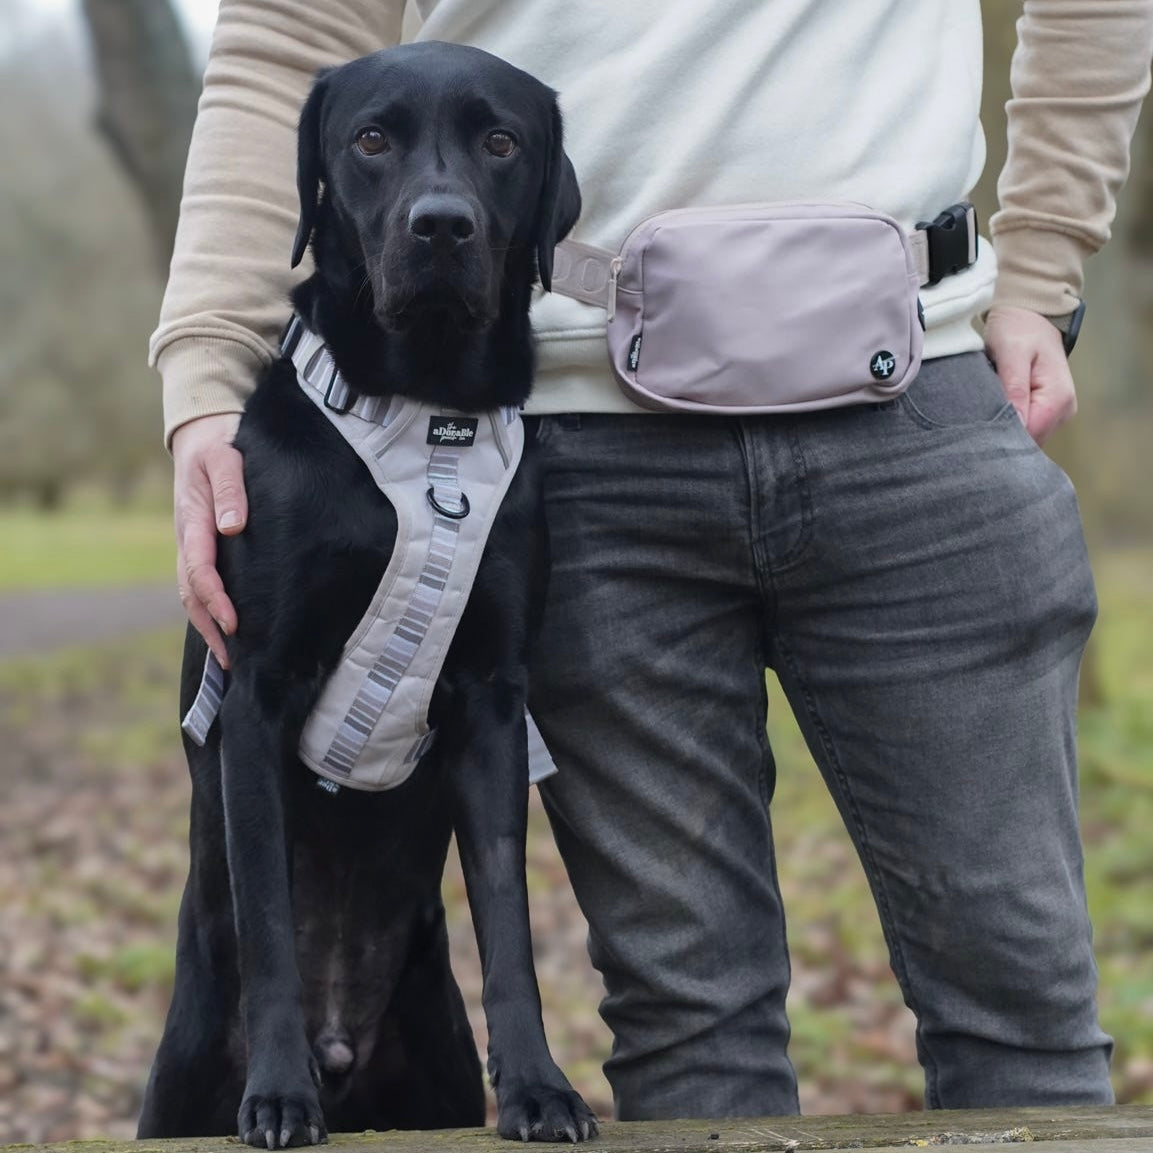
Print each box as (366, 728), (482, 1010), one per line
(607, 204), (923, 415)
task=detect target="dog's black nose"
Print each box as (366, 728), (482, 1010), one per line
(408, 194), (476, 249)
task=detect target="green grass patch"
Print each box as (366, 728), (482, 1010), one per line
(0, 627), (183, 715)
(0, 627), (186, 780)
(78, 943), (178, 994)
(0, 508), (173, 590)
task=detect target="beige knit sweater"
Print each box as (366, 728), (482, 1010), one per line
(153, 0), (1153, 445)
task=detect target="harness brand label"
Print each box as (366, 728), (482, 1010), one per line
(427, 416), (479, 447)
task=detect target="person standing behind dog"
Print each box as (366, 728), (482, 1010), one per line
(160, 0), (1153, 1121)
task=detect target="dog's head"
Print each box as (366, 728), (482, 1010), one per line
(292, 42), (581, 335)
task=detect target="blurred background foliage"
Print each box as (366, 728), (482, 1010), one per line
(0, 0), (1150, 1143)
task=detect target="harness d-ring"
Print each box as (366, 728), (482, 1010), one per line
(426, 487), (470, 520)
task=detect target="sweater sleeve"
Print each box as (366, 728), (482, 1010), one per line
(152, 0), (405, 447)
(990, 0), (1153, 317)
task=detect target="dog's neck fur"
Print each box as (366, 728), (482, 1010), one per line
(291, 199), (537, 413)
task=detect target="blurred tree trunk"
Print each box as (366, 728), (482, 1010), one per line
(35, 480), (63, 512)
(974, 1), (1106, 706)
(80, 0), (200, 269)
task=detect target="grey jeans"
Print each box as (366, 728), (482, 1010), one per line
(527, 352), (1113, 1120)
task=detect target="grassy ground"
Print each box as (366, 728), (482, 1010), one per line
(0, 550), (1149, 1140)
(0, 509), (173, 591)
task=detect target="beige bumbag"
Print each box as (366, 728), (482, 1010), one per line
(550, 202), (978, 413)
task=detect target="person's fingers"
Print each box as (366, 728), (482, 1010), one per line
(987, 335), (1034, 431)
(182, 511), (237, 639)
(177, 538), (232, 669)
(985, 306), (1078, 446)
(205, 441), (248, 535)
(171, 413), (245, 663)
(1023, 346), (1078, 445)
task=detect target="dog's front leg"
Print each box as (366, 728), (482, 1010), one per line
(446, 674), (597, 1142)
(219, 682), (326, 1149)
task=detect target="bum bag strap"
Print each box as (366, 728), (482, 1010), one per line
(550, 202), (978, 311)
(551, 238), (622, 310)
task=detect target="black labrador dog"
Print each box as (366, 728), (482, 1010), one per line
(138, 42), (594, 1147)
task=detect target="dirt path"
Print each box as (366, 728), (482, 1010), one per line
(0, 585), (183, 659)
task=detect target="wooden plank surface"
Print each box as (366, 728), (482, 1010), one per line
(10, 1106), (1153, 1153)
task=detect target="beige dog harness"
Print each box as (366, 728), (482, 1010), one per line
(183, 318), (556, 793)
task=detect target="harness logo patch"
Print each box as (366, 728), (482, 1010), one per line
(628, 333), (643, 373)
(870, 350), (897, 381)
(427, 416), (479, 447)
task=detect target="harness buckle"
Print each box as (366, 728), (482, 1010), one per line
(324, 367), (356, 414)
(916, 202), (977, 287)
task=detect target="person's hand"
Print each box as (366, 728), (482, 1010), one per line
(172, 413), (247, 668)
(984, 305), (1077, 445)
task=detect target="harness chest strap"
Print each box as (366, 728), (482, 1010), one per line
(183, 321), (557, 792)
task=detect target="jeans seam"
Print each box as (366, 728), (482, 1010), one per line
(753, 631), (773, 813)
(736, 422), (776, 618)
(754, 629), (801, 1111)
(770, 631), (943, 1105)
(767, 424), (814, 575)
(739, 420), (813, 585)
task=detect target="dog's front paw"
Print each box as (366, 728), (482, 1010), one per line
(497, 1081), (598, 1143)
(238, 1084), (327, 1149)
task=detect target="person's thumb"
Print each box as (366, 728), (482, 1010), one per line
(985, 307), (1038, 429)
(204, 442), (248, 535)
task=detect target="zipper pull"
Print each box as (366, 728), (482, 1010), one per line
(606, 257), (623, 323)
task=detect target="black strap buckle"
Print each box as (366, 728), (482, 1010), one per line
(1061, 299), (1086, 358)
(323, 367), (355, 414)
(917, 202), (977, 286)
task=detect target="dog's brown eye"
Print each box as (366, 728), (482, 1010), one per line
(355, 127), (389, 156)
(484, 130), (517, 158)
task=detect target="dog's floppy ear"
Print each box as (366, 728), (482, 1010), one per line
(291, 69), (334, 269)
(534, 99), (582, 292)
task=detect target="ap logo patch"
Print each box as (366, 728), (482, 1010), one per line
(870, 350), (897, 381)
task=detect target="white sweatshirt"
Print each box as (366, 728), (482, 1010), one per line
(412, 0), (992, 412)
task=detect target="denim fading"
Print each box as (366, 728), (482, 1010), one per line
(526, 351), (1113, 1119)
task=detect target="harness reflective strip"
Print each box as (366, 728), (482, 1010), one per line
(320, 502), (462, 778)
(184, 649), (451, 773)
(182, 651), (224, 746)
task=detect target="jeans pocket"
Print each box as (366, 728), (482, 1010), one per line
(898, 352), (1016, 430)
